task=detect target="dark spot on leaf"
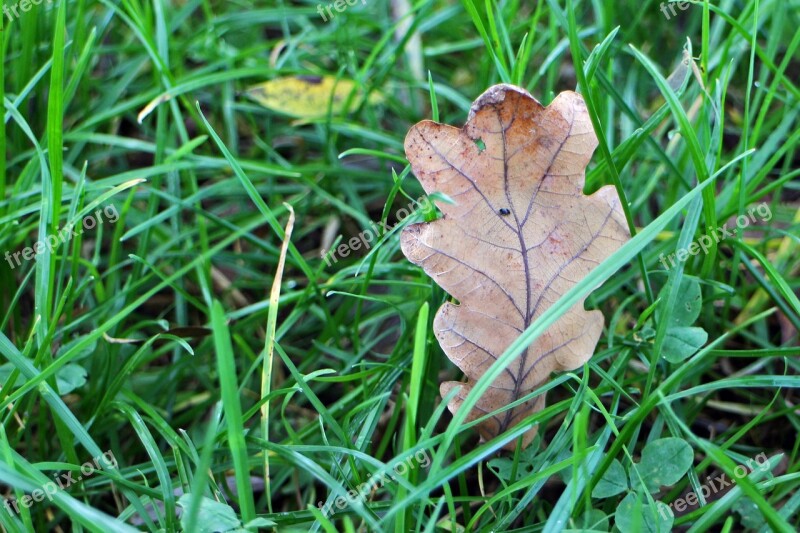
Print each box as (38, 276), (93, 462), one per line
(499, 208), (510, 216)
(296, 75), (323, 84)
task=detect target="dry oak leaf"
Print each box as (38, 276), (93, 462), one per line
(401, 84), (629, 450)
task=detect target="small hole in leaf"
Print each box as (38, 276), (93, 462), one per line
(474, 138), (486, 152)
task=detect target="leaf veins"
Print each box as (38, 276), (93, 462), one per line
(401, 84), (630, 450)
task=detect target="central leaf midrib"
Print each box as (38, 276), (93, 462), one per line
(497, 107), (531, 434)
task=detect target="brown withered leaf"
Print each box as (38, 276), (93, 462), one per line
(401, 84), (629, 450)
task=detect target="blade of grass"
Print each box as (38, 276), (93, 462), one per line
(262, 204), (295, 514)
(210, 299), (256, 524)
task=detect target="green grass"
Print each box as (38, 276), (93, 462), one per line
(1, 0), (799, 531)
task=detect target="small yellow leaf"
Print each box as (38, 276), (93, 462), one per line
(245, 75), (382, 119)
